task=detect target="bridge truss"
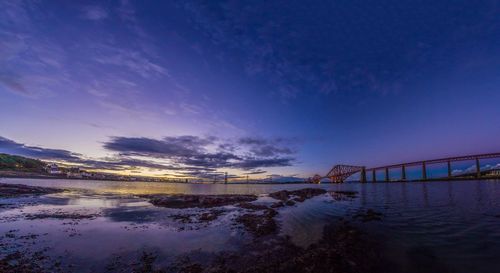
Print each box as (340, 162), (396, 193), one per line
(325, 164), (364, 183)
(319, 152), (500, 183)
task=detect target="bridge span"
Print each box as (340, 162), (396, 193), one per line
(316, 153), (500, 183)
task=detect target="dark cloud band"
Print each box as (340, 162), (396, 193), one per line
(0, 135), (298, 178)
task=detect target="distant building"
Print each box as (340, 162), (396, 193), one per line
(46, 163), (62, 175)
(487, 170), (500, 176)
(68, 167), (81, 173)
(66, 168), (93, 179)
(81, 172), (93, 178)
(66, 171), (82, 178)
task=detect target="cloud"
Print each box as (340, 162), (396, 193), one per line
(244, 170), (267, 175)
(81, 6), (108, 21)
(0, 136), (190, 172)
(232, 157), (294, 170)
(0, 134), (298, 178)
(94, 47), (169, 78)
(103, 135), (298, 171)
(103, 136), (215, 158)
(0, 2), (70, 98)
(179, 103), (202, 115)
(238, 137), (295, 157)
(79, 158), (179, 171)
(0, 75), (29, 96)
(0, 136), (81, 161)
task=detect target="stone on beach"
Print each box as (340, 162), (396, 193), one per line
(148, 194), (258, 208)
(268, 188), (327, 202)
(0, 183), (62, 198)
(235, 208), (278, 237)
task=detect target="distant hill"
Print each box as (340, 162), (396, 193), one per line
(0, 153), (47, 172)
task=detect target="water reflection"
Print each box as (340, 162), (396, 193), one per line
(0, 178), (499, 273)
(422, 182), (429, 207)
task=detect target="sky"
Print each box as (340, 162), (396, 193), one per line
(1, 0), (499, 180)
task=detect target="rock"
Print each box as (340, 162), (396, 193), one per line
(199, 210), (223, 222)
(285, 200), (296, 206)
(293, 196), (306, 202)
(269, 188), (327, 203)
(199, 212), (216, 221)
(169, 209), (224, 223)
(236, 202), (268, 210)
(269, 190), (289, 201)
(0, 183), (62, 198)
(169, 213), (195, 223)
(270, 202), (284, 208)
(25, 213), (98, 220)
(148, 194), (258, 209)
(236, 209), (278, 237)
(179, 263), (203, 273)
(197, 221), (383, 273)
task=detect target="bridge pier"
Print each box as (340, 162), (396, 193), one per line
(360, 167), (367, 183)
(476, 158), (481, 178)
(372, 169), (376, 182)
(401, 165), (406, 181)
(447, 160), (452, 179)
(422, 162), (427, 181)
(385, 168), (390, 182)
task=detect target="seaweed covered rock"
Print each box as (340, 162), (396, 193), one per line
(236, 202), (268, 210)
(236, 209), (278, 237)
(0, 183), (62, 198)
(269, 188), (327, 203)
(176, 221), (383, 273)
(148, 194), (257, 209)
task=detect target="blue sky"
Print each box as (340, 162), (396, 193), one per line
(1, 0), (499, 179)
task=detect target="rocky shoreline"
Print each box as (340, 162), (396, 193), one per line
(147, 194), (258, 209)
(142, 188), (332, 238)
(0, 184), (387, 273)
(0, 183), (63, 198)
(169, 220), (384, 273)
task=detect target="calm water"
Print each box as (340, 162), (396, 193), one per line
(1, 178), (499, 272)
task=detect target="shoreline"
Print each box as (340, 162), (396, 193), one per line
(1, 181), (497, 272)
(0, 183), (388, 273)
(2, 174), (499, 186)
(0, 173), (311, 184)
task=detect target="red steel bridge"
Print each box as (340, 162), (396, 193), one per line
(314, 153), (500, 183)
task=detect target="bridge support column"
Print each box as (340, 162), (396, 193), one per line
(360, 167), (367, 183)
(401, 165), (406, 181)
(372, 170), (376, 182)
(447, 160), (452, 179)
(422, 162), (427, 181)
(385, 168), (390, 182)
(476, 158), (481, 178)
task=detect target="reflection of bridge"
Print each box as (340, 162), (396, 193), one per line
(316, 153), (500, 183)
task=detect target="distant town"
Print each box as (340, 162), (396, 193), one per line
(0, 153), (193, 183)
(43, 162), (174, 182)
(0, 153), (307, 184)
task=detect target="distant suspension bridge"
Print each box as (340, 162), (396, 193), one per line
(312, 153), (500, 183)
